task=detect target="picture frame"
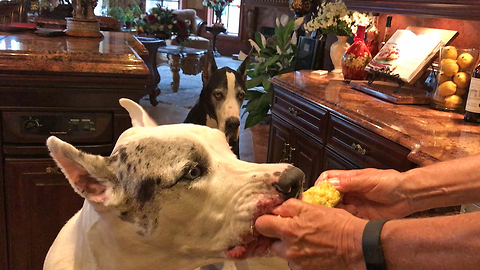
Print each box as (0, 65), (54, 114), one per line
(295, 36), (326, 71)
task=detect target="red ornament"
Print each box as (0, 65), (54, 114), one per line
(341, 25), (372, 80)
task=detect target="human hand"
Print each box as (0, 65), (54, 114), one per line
(318, 168), (412, 219)
(255, 199), (367, 270)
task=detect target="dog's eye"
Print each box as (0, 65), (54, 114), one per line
(184, 165), (203, 180)
(237, 92), (245, 100)
(214, 92), (223, 100)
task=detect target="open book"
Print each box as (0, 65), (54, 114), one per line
(365, 29), (446, 84)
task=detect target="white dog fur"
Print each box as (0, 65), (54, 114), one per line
(43, 98), (302, 270)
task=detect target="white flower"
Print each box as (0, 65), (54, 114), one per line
(276, 45), (282, 55)
(291, 31), (298, 45)
(294, 17), (304, 30)
(248, 39), (261, 53)
(280, 14), (289, 26)
(260, 33), (266, 47)
(304, 0), (372, 36)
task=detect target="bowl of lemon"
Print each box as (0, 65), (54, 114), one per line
(432, 46), (479, 111)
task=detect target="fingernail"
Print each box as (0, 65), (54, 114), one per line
(327, 178), (340, 186)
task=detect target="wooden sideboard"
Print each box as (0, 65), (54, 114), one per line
(0, 31), (149, 270)
(269, 71), (480, 188)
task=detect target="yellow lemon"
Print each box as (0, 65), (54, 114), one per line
(457, 53), (475, 69)
(444, 95), (463, 107)
(436, 81), (457, 96)
(441, 46), (457, 60)
(456, 88), (467, 97)
(453, 72), (471, 89)
(437, 71), (452, 85)
(441, 59), (459, 76)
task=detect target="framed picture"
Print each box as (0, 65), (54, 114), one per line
(295, 36), (326, 71)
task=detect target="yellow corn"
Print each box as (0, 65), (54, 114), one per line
(302, 181), (342, 207)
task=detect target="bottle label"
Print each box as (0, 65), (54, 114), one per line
(465, 77), (480, 113)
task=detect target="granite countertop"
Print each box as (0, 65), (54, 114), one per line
(271, 71), (480, 166)
(0, 31), (149, 75)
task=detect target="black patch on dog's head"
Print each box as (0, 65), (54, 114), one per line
(137, 177), (156, 203)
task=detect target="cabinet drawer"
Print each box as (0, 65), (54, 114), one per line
(272, 87), (328, 141)
(327, 115), (414, 171)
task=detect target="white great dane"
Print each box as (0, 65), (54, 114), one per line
(43, 98), (303, 270)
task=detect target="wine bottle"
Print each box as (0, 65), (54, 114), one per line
(379, 15), (392, 50)
(464, 63), (480, 122)
(366, 13), (380, 57)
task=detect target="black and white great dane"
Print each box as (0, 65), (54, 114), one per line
(184, 50), (249, 157)
(43, 98), (303, 270)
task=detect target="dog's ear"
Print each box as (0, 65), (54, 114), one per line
(237, 49), (252, 82)
(202, 46), (218, 86)
(47, 136), (119, 205)
(119, 98), (158, 127)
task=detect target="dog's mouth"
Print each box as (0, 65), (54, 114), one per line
(225, 196), (283, 260)
(225, 129), (240, 142)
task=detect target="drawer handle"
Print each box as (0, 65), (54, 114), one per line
(288, 107), (300, 117)
(280, 143), (290, 163)
(351, 143), (367, 155)
(46, 166), (62, 174)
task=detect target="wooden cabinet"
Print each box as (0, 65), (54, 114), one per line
(4, 159), (85, 270)
(269, 116), (325, 188)
(344, 0), (480, 22)
(268, 85), (416, 187)
(268, 87), (329, 188)
(326, 114), (415, 171)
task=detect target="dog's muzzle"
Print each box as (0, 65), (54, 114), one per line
(225, 116), (241, 139)
(273, 167), (304, 199)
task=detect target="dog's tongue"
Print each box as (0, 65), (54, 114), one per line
(226, 246), (247, 259)
(226, 235), (276, 259)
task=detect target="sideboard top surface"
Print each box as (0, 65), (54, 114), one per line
(0, 31), (149, 75)
(270, 71), (480, 166)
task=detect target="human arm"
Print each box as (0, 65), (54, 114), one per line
(255, 199), (480, 270)
(318, 152), (480, 219)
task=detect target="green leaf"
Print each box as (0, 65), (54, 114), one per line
(246, 75), (265, 89)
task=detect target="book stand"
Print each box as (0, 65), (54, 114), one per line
(366, 68), (405, 93)
(349, 68), (431, 105)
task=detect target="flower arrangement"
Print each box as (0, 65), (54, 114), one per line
(135, 5), (190, 43)
(304, 0), (372, 37)
(242, 15), (303, 128)
(202, 0), (233, 12)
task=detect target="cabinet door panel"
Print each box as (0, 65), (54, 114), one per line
(5, 159), (84, 270)
(293, 130), (324, 189)
(324, 147), (361, 171)
(268, 115), (293, 163)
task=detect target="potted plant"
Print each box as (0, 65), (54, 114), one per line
(242, 15), (303, 129)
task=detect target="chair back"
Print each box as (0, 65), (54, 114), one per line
(172, 9), (199, 35)
(0, 0), (27, 24)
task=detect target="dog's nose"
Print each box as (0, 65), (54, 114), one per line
(273, 167), (304, 199)
(225, 117), (240, 131)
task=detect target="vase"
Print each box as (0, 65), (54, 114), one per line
(330, 35), (350, 73)
(214, 9), (224, 25)
(341, 25), (372, 80)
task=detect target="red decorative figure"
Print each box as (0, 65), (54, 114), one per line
(341, 25), (372, 80)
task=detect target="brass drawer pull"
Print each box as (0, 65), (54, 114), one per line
(288, 107), (300, 117)
(46, 166), (62, 174)
(351, 143), (367, 155)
